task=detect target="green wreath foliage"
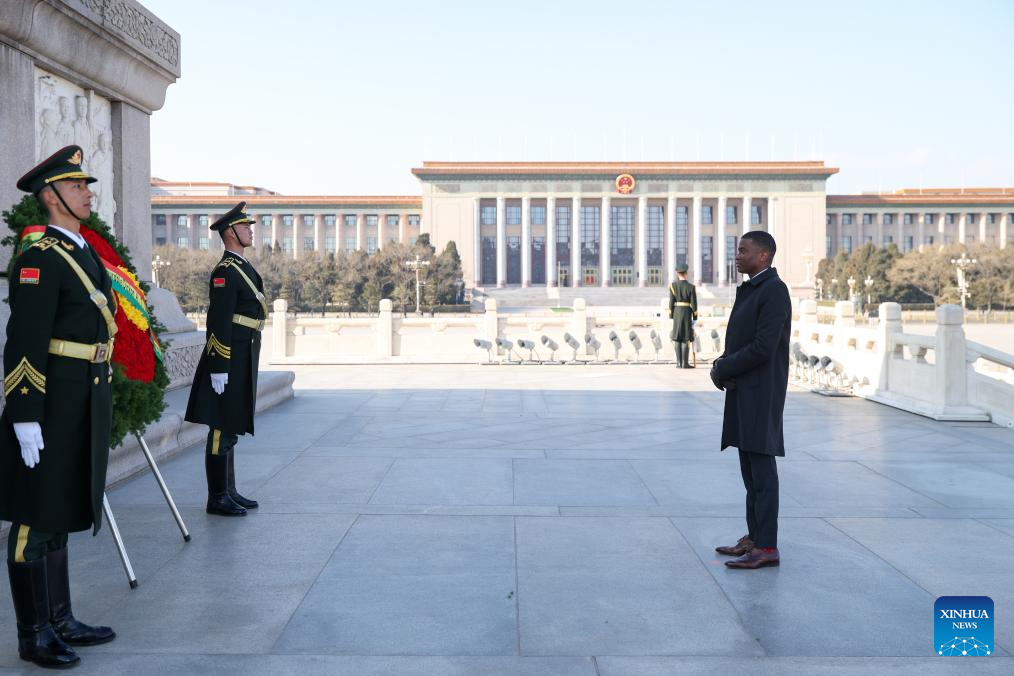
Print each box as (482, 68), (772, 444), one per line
(3, 194), (170, 447)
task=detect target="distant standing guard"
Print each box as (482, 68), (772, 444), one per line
(710, 231), (792, 569)
(0, 146), (117, 668)
(185, 202), (267, 516)
(668, 264), (698, 368)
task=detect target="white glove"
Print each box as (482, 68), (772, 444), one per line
(210, 372), (229, 395)
(13, 422), (44, 469)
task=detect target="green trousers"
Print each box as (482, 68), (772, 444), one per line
(6, 524), (67, 563)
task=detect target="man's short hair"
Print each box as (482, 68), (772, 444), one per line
(741, 230), (776, 260)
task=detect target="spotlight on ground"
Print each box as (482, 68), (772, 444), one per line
(517, 338), (539, 364)
(541, 335), (563, 364)
(585, 333), (602, 362)
(473, 338), (494, 364)
(563, 332), (582, 364)
(607, 331), (623, 362)
(495, 337), (519, 364)
(628, 330), (643, 363)
(649, 329), (664, 362)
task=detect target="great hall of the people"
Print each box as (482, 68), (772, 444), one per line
(151, 161), (1014, 291)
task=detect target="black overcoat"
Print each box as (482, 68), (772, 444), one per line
(185, 251), (265, 435)
(714, 267), (791, 456)
(0, 228), (115, 534)
(668, 279), (698, 343)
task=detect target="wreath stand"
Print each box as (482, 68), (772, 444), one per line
(104, 433), (191, 589)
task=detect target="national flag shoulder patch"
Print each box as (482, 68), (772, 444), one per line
(19, 268), (40, 285)
(213, 277), (226, 288)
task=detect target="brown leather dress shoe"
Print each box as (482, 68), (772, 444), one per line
(725, 548), (780, 569)
(715, 535), (754, 557)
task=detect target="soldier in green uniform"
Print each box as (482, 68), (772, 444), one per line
(0, 146), (117, 668)
(668, 264), (698, 368)
(185, 202), (267, 517)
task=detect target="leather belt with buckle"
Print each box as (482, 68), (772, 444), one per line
(48, 339), (113, 363)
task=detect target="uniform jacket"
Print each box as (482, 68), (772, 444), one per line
(0, 227), (115, 534)
(714, 267), (792, 456)
(668, 279), (698, 343)
(185, 251), (265, 435)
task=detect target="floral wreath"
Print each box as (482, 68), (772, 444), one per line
(3, 195), (169, 447)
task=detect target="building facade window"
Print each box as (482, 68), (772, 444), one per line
(261, 215), (272, 227)
(675, 206), (689, 265)
(842, 213), (853, 225)
(177, 236), (188, 247)
(751, 205), (761, 225)
(726, 205), (737, 225)
(610, 206), (634, 253)
(946, 213), (955, 225)
(883, 235), (893, 246)
(408, 214), (421, 226)
(365, 215), (378, 226)
(386, 214), (399, 226)
(580, 206), (600, 264)
(198, 215), (209, 227)
(924, 235), (934, 245)
(842, 235), (853, 254)
(304, 237), (314, 251)
(262, 236), (272, 249)
(324, 215), (336, 226)
(826, 234), (832, 258)
(967, 213), (976, 225)
(904, 235), (914, 252)
(344, 214), (357, 227)
(647, 206), (664, 250)
(826, 214), (832, 226)
(506, 205), (521, 225)
(728, 235), (738, 268)
(176, 215), (187, 226)
(925, 213), (935, 225)
(555, 205), (571, 230)
(282, 215), (293, 227)
(480, 206), (496, 226)
(987, 213), (996, 225)
(883, 213), (894, 225)
(904, 213), (914, 225)
(325, 236), (336, 252)
(282, 237), (293, 252)
(345, 237), (356, 250)
(863, 214), (873, 225)
(701, 205), (713, 225)
(198, 237), (209, 250)
(367, 236), (377, 253)
(530, 205), (546, 225)
(154, 214), (166, 226)
(303, 215), (314, 226)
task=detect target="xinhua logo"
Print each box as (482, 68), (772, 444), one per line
(935, 596), (993, 656)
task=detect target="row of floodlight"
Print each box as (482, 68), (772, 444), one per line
(790, 343), (863, 394)
(474, 330), (670, 364)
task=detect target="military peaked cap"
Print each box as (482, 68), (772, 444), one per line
(675, 263), (689, 273)
(17, 145), (96, 194)
(210, 202), (256, 231)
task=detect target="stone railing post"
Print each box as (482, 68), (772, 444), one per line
(272, 298), (288, 360)
(935, 304), (970, 409)
(800, 299), (818, 325)
(377, 299), (393, 358)
(834, 300), (855, 328)
(658, 298), (669, 349)
(572, 298), (588, 355)
(876, 302), (903, 392)
(484, 298), (500, 353)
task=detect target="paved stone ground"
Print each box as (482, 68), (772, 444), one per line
(2, 364), (1013, 675)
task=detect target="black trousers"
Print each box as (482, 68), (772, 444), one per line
(738, 450), (779, 548)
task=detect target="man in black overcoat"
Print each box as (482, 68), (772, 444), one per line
(668, 263), (697, 368)
(185, 202), (267, 517)
(709, 231), (791, 569)
(0, 146), (117, 668)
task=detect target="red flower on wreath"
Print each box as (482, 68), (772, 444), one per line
(80, 226), (155, 382)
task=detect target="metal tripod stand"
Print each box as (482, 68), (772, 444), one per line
(104, 433), (191, 588)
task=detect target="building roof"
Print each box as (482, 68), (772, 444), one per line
(828, 188), (1014, 207)
(151, 195), (422, 208)
(411, 160), (839, 178)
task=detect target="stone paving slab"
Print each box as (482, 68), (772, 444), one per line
(1, 364), (1012, 672)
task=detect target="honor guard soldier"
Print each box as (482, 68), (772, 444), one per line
(185, 202), (267, 517)
(668, 264), (698, 368)
(0, 146), (117, 668)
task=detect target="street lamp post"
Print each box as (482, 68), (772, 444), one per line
(404, 254), (431, 316)
(864, 275), (874, 307)
(151, 255), (171, 288)
(950, 252), (977, 311)
(846, 275), (856, 303)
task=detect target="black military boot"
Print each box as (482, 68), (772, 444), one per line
(674, 342), (683, 367)
(206, 454), (247, 516)
(682, 343), (693, 368)
(7, 559), (79, 669)
(46, 548), (115, 646)
(227, 450), (258, 510)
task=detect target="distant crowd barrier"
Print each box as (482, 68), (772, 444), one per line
(792, 300), (1014, 427)
(268, 297), (730, 367)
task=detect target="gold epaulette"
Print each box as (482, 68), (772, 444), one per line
(4, 357), (46, 397)
(217, 258), (241, 270)
(30, 237), (60, 251)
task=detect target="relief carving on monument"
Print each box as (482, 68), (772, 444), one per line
(34, 68), (116, 227)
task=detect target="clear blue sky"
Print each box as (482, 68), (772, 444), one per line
(143, 0), (1013, 196)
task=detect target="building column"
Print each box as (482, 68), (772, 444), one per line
(637, 195), (647, 287)
(400, 213), (409, 245)
(376, 216), (385, 251)
(496, 195), (506, 288)
(571, 195), (582, 287)
(1002, 213), (1009, 249)
(546, 196), (557, 287)
(742, 196), (752, 235)
(692, 195), (702, 284)
(188, 213), (199, 250)
(521, 196), (531, 287)
(717, 196), (728, 285)
(958, 212), (967, 245)
(293, 215), (303, 260)
(313, 214), (323, 254)
(875, 213), (884, 248)
(270, 214), (280, 252)
(979, 212), (988, 244)
(354, 213), (363, 251)
(897, 214), (904, 250)
(917, 212), (926, 251)
(472, 198), (481, 286)
(600, 195), (611, 286)
(666, 195), (676, 284)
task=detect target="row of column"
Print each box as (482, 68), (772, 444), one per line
(165, 213), (416, 258)
(829, 211), (1011, 253)
(472, 196), (772, 288)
